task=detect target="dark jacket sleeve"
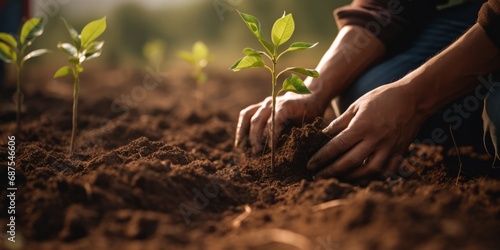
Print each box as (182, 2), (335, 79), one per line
(334, 0), (445, 48)
(478, 0), (500, 48)
(0, 0), (7, 9)
(22, 0), (30, 18)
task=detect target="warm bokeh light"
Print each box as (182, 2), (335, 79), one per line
(27, 0), (349, 69)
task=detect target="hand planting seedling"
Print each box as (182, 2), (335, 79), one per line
(0, 17), (49, 134)
(54, 17), (107, 156)
(177, 41), (213, 86)
(231, 11), (319, 171)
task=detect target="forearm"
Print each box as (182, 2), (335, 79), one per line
(401, 24), (500, 118)
(304, 25), (386, 109)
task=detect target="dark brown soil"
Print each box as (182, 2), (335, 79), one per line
(1, 66), (500, 250)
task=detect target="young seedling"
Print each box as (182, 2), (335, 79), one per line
(54, 17), (107, 156)
(177, 41), (213, 86)
(143, 39), (167, 66)
(0, 18), (49, 134)
(231, 11), (319, 171)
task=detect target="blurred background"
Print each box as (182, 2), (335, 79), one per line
(26, 0), (350, 69)
(1, 0), (351, 117)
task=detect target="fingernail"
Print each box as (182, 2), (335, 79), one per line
(307, 160), (316, 171)
(313, 173), (324, 180)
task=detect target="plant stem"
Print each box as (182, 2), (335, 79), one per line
(15, 46), (26, 135)
(15, 65), (22, 135)
(271, 59), (277, 172)
(70, 71), (80, 157)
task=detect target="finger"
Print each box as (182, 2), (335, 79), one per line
(344, 149), (390, 181)
(265, 104), (296, 146)
(308, 109), (357, 172)
(383, 154), (404, 179)
(322, 110), (355, 138)
(307, 129), (361, 172)
(235, 104), (260, 147)
(387, 154), (403, 173)
(249, 98), (273, 154)
(312, 140), (373, 178)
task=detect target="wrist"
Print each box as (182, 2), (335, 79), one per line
(282, 76), (332, 113)
(397, 70), (441, 120)
(398, 24), (500, 120)
(305, 76), (334, 110)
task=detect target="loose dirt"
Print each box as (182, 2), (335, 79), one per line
(1, 66), (499, 250)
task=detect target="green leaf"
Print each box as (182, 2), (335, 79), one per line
(69, 57), (81, 64)
(177, 51), (195, 64)
(81, 16), (106, 48)
(84, 51), (102, 61)
(237, 11), (274, 54)
(61, 17), (81, 48)
(20, 17), (44, 45)
(230, 54), (265, 71)
(57, 43), (78, 57)
(143, 39), (166, 64)
(0, 42), (16, 63)
(23, 49), (50, 62)
(84, 46), (103, 61)
(243, 47), (265, 55)
(54, 66), (74, 78)
(84, 41), (104, 55)
(238, 11), (263, 40)
(193, 41), (208, 61)
(271, 13), (294, 47)
(284, 42), (318, 52)
(0, 33), (17, 49)
(281, 74), (311, 94)
(278, 42), (319, 60)
(260, 39), (274, 55)
(285, 67), (319, 78)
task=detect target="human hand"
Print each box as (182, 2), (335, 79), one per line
(235, 92), (326, 154)
(307, 83), (427, 181)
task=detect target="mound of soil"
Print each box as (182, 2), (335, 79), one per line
(1, 67), (499, 250)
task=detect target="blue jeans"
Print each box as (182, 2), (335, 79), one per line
(336, 2), (500, 157)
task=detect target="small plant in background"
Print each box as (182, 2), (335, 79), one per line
(54, 17), (107, 156)
(0, 17), (49, 134)
(231, 11), (319, 171)
(143, 39), (167, 66)
(177, 41), (213, 86)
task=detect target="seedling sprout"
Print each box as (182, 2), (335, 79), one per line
(0, 17), (49, 134)
(230, 11), (319, 171)
(177, 41), (213, 87)
(143, 39), (167, 66)
(54, 17), (107, 156)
